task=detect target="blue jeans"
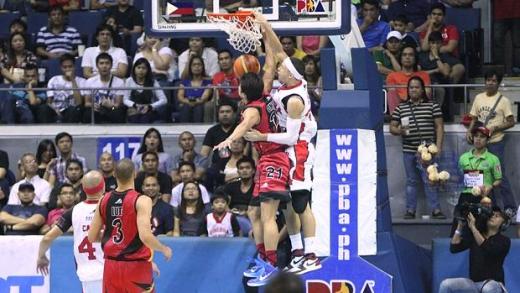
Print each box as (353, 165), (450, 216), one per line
(179, 103), (204, 123)
(487, 140), (517, 209)
(402, 152), (441, 212)
(439, 278), (505, 293)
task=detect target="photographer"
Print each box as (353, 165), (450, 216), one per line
(453, 123), (502, 233)
(439, 207), (511, 293)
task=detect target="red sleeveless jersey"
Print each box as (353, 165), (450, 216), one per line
(245, 97), (285, 155)
(99, 189), (151, 261)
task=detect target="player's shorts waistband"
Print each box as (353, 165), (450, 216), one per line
(105, 256), (150, 262)
(259, 149), (285, 156)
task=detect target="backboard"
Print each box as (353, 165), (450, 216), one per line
(144, 0), (350, 38)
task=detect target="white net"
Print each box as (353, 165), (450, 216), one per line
(207, 14), (262, 53)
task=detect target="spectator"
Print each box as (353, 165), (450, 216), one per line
(48, 132), (88, 186)
(40, 183), (76, 234)
(419, 4), (460, 57)
(35, 6), (82, 59)
(83, 53), (126, 123)
(169, 161), (210, 207)
(439, 207), (510, 293)
(28, 0), (50, 12)
(386, 0), (429, 32)
(48, 0), (80, 11)
(142, 175), (174, 236)
(224, 157), (254, 213)
(177, 55), (213, 123)
(212, 49), (240, 103)
(102, 15), (125, 49)
(200, 101), (237, 165)
(3, 64), (46, 124)
(98, 152), (117, 191)
(133, 34), (177, 83)
(48, 159), (85, 210)
(171, 131), (208, 185)
(454, 123), (502, 232)
(135, 151), (173, 200)
(357, 0), (391, 51)
(466, 70), (516, 217)
(389, 76), (446, 219)
(0, 182), (47, 235)
(296, 35), (328, 57)
(302, 55), (323, 116)
(105, 0), (144, 37)
(492, 0), (520, 75)
(8, 153), (51, 206)
(0, 32), (38, 84)
(42, 53), (86, 123)
(91, 0), (118, 9)
(280, 36), (307, 60)
(81, 24), (128, 79)
(36, 139), (57, 179)
(173, 180), (210, 236)
(0, 150), (10, 208)
(373, 31), (402, 77)
(390, 15), (420, 48)
(203, 191), (240, 237)
(124, 58), (167, 123)
(212, 137), (247, 187)
(132, 127), (174, 174)
(386, 44), (431, 114)
(1, 18), (31, 60)
(178, 37), (219, 79)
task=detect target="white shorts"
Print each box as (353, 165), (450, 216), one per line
(82, 280), (103, 293)
(286, 140), (315, 191)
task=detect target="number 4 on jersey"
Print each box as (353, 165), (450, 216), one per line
(78, 236), (97, 260)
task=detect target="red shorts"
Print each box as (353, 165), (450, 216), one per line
(253, 152), (290, 201)
(103, 259), (154, 293)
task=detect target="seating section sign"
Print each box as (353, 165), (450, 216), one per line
(97, 137), (141, 161)
(306, 129), (392, 292)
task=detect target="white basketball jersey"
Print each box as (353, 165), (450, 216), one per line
(72, 201), (104, 282)
(206, 212), (234, 238)
(272, 79), (317, 142)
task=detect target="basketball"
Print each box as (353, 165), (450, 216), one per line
(233, 54), (261, 78)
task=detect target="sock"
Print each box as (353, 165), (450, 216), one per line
(265, 250), (277, 266)
(256, 243), (266, 260)
(304, 237), (316, 256)
(289, 233), (303, 252)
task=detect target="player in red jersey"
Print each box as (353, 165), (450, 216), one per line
(88, 159), (172, 293)
(215, 72), (290, 287)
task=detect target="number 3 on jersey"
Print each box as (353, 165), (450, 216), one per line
(112, 218), (124, 244)
(78, 236), (97, 260)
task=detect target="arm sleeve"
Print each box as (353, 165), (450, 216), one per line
(151, 81), (167, 109)
(266, 117), (302, 146)
(231, 214), (240, 237)
(55, 208), (73, 232)
(123, 79), (134, 108)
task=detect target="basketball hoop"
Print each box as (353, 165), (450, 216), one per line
(207, 11), (262, 54)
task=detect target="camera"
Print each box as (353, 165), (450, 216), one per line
(455, 202), (493, 222)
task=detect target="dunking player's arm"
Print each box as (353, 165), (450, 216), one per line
(136, 195), (172, 259)
(214, 108), (260, 151)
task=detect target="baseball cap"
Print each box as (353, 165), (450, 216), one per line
(471, 122), (491, 138)
(386, 31), (403, 41)
(19, 182), (35, 191)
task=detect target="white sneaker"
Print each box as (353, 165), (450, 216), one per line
(284, 255), (305, 273)
(295, 256), (322, 275)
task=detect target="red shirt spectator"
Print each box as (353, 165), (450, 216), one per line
(419, 3), (460, 57)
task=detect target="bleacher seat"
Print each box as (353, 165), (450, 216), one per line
(41, 58), (61, 82)
(68, 10), (104, 36)
(27, 12), (49, 35)
(133, 0), (143, 10)
(75, 57), (83, 78)
(0, 12), (21, 38)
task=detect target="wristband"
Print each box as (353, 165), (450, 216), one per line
(454, 230), (462, 236)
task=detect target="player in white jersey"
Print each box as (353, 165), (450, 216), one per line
(37, 171), (105, 293)
(245, 12), (320, 275)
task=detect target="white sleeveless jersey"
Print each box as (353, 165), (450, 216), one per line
(57, 201), (104, 282)
(272, 79), (317, 142)
(206, 212), (234, 238)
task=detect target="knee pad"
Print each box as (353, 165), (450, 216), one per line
(291, 190), (311, 214)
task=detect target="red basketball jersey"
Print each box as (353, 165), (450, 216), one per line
(99, 189), (151, 261)
(246, 97), (285, 155)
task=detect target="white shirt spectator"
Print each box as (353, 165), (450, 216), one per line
(170, 182), (210, 207)
(85, 74), (125, 103)
(178, 47), (219, 78)
(47, 76), (87, 111)
(123, 78), (167, 109)
(8, 176), (52, 206)
(81, 46), (128, 76)
(133, 47), (178, 81)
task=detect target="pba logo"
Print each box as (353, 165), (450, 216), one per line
(296, 0), (325, 14)
(306, 279), (376, 293)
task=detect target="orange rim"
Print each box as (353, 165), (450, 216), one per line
(207, 10), (255, 21)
